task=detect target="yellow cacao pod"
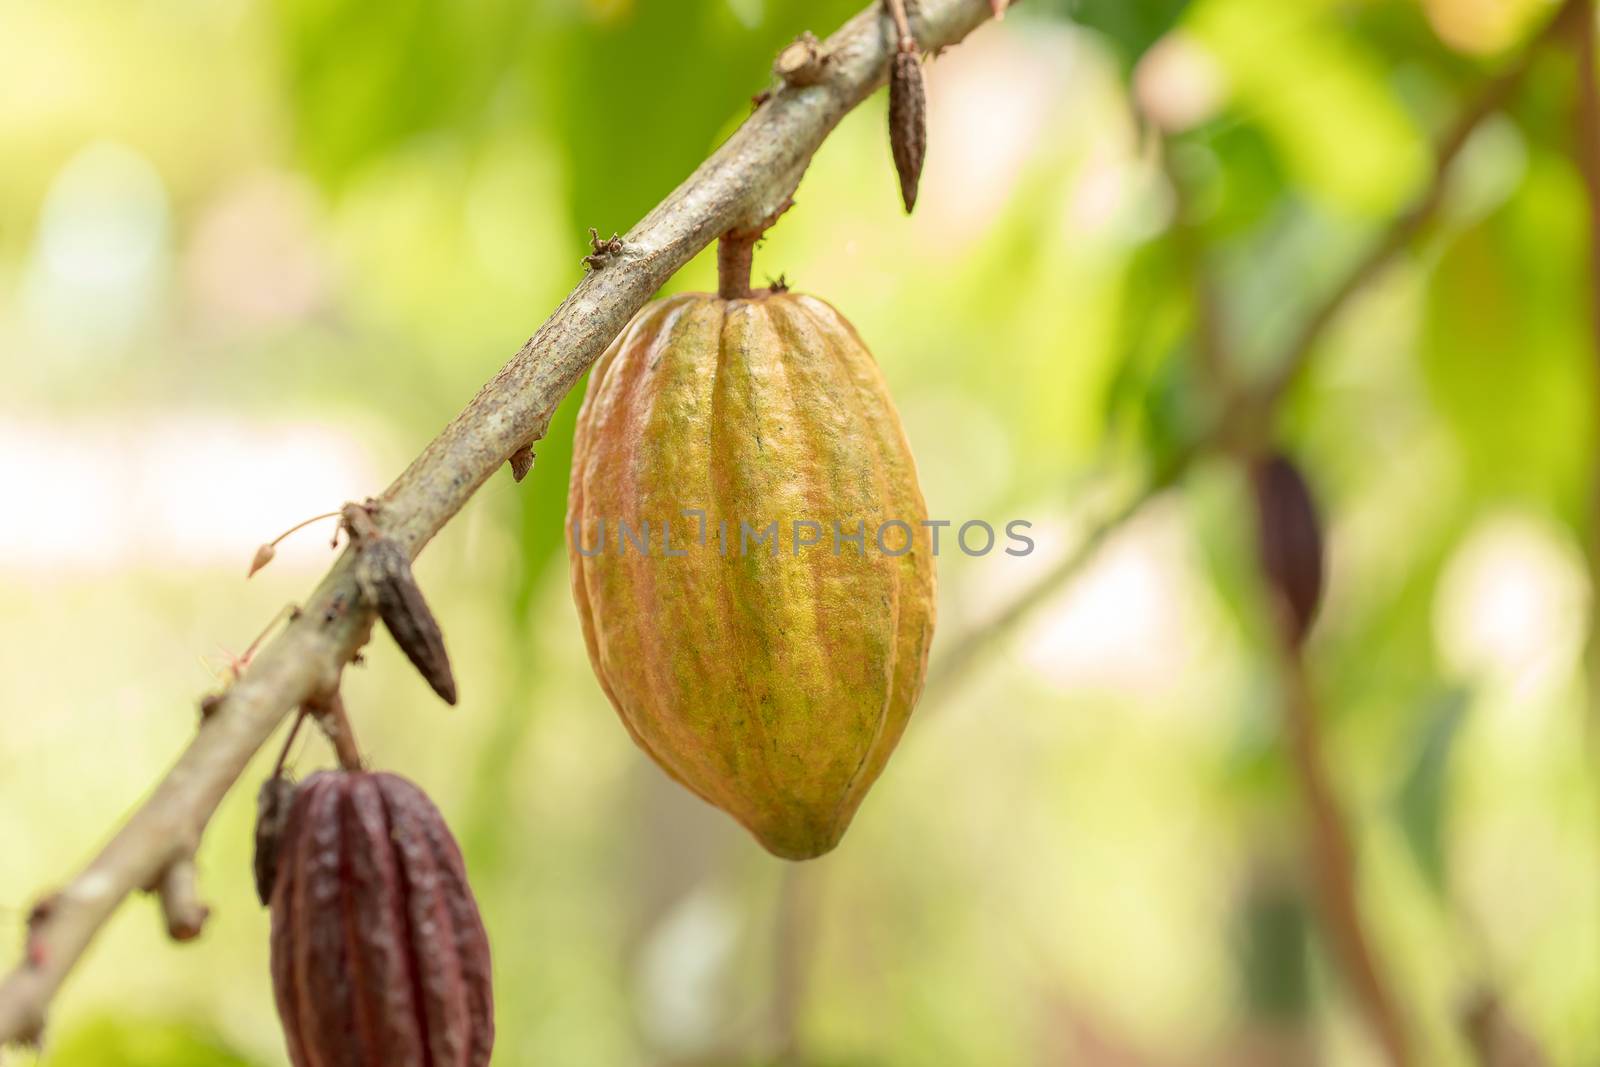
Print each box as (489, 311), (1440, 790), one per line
(567, 291), (936, 859)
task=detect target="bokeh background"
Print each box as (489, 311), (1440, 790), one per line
(4, 0), (1599, 1063)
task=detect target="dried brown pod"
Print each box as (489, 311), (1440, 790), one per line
(254, 775), (298, 906)
(356, 537), (458, 705)
(888, 48), (927, 213)
(270, 771), (493, 1067)
(1250, 452), (1325, 647)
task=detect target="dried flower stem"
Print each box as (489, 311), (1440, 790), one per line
(271, 708), (308, 779)
(884, 0), (915, 50)
(0, 0), (1003, 1046)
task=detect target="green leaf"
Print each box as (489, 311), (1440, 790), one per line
(1394, 686), (1471, 897)
(1234, 869), (1312, 1021)
(1030, 0), (1193, 69)
(1420, 149), (1593, 522)
(1188, 0), (1429, 216)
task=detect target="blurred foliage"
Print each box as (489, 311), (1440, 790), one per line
(4, 0), (1600, 1064)
(45, 1019), (264, 1067)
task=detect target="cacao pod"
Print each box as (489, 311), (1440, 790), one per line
(1250, 452), (1325, 647)
(269, 771), (493, 1067)
(567, 291), (936, 860)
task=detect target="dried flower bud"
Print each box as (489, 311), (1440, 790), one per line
(1251, 452), (1325, 646)
(509, 445), (535, 482)
(356, 538), (458, 705)
(254, 775), (298, 906)
(888, 49), (926, 213)
(270, 771), (493, 1067)
(249, 543), (277, 578)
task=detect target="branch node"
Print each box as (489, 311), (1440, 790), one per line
(152, 859), (209, 943)
(23, 893), (60, 971)
(582, 228), (626, 271)
(775, 32), (830, 87)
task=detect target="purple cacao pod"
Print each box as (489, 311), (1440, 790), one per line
(1250, 452), (1325, 646)
(269, 771), (493, 1067)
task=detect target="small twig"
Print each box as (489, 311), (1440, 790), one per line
(308, 691), (363, 772)
(152, 860), (208, 943)
(249, 511), (342, 578)
(1156, 139), (1236, 405)
(1275, 637), (1412, 1065)
(271, 707), (309, 779)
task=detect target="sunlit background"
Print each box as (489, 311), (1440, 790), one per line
(3, 0), (1598, 1063)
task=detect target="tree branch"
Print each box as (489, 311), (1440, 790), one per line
(0, 0), (1001, 1045)
(928, 5), (1572, 695)
(1256, 0), (1582, 411)
(1273, 634), (1413, 1065)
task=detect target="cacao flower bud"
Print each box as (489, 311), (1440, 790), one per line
(253, 774), (297, 906)
(356, 537), (458, 705)
(1250, 452), (1325, 646)
(568, 292), (936, 860)
(269, 771), (493, 1067)
(888, 48), (927, 213)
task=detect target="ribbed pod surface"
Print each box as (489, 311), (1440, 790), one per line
(269, 772), (493, 1067)
(568, 291), (936, 859)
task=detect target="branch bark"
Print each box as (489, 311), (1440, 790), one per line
(0, 0), (1000, 1046)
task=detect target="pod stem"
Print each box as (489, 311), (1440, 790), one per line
(309, 691), (363, 772)
(716, 197), (795, 300)
(717, 232), (757, 299)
